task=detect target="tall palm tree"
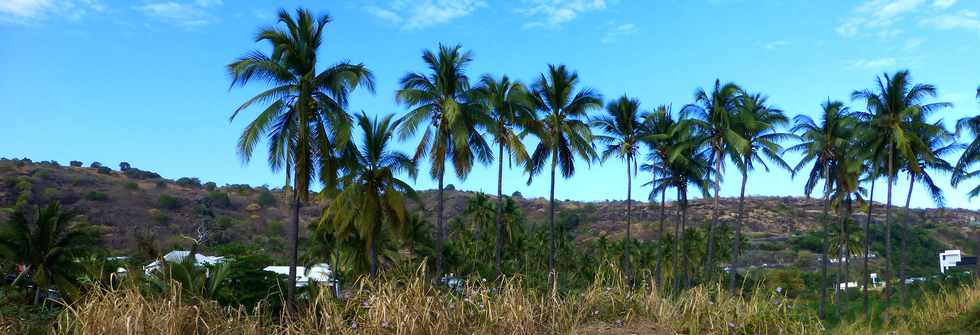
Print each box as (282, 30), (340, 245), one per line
(396, 44), (492, 276)
(851, 70), (950, 314)
(728, 92), (793, 292)
(321, 112), (418, 278)
(952, 87), (980, 198)
(473, 75), (534, 278)
(828, 136), (866, 318)
(227, 8), (375, 309)
(641, 105), (679, 289)
(683, 80), (747, 281)
(647, 117), (713, 292)
(525, 64), (601, 283)
(897, 116), (955, 304)
(787, 99), (857, 319)
(0, 203), (98, 304)
(592, 95), (643, 281)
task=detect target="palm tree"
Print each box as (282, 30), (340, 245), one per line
(728, 92), (793, 292)
(851, 70), (950, 314)
(0, 203), (98, 304)
(321, 112), (418, 278)
(682, 80), (746, 281)
(396, 44), (492, 276)
(828, 136), (866, 317)
(592, 95), (643, 282)
(525, 64), (601, 283)
(641, 105), (679, 289)
(787, 99), (857, 319)
(227, 8), (374, 309)
(473, 75), (534, 278)
(952, 87), (980, 198)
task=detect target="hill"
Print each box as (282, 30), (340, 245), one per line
(2, 157), (978, 273)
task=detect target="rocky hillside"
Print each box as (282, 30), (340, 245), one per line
(2, 158), (978, 269)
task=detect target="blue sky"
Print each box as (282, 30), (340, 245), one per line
(1, 0), (978, 209)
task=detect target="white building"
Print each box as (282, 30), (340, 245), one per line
(263, 263), (332, 287)
(940, 250), (963, 274)
(144, 250), (226, 274)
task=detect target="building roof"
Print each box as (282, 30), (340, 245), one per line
(263, 264), (332, 287)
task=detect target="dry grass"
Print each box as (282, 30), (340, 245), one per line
(833, 284), (980, 335)
(51, 270), (824, 335)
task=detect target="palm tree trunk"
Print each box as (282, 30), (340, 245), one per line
(844, 194), (854, 318)
(836, 205), (844, 318)
(495, 143), (505, 279)
(287, 190), (301, 314)
(673, 187), (683, 293)
(655, 188), (666, 290)
(900, 175), (914, 306)
(730, 170), (748, 293)
(436, 169), (446, 277)
(369, 222), (380, 279)
(863, 168), (877, 317)
(548, 151), (558, 286)
(883, 146), (894, 320)
(624, 157), (633, 283)
(705, 148), (722, 283)
(682, 186), (691, 290)
(819, 162), (831, 320)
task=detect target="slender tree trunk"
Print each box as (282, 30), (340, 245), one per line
(705, 148), (722, 283)
(836, 204), (844, 318)
(673, 187), (683, 293)
(844, 194), (854, 318)
(819, 162), (831, 320)
(369, 221), (380, 280)
(900, 176), (915, 306)
(863, 169), (877, 317)
(682, 186), (691, 289)
(495, 143), (505, 279)
(287, 190), (301, 314)
(333, 246), (342, 299)
(548, 150), (558, 286)
(624, 157), (633, 283)
(436, 170), (445, 277)
(655, 188), (666, 290)
(730, 170), (748, 293)
(883, 146), (894, 321)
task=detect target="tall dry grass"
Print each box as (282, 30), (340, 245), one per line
(51, 269), (825, 335)
(833, 284), (980, 335)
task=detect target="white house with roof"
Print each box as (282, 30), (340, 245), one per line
(144, 250), (227, 274)
(939, 250), (977, 273)
(263, 263), (333, 287)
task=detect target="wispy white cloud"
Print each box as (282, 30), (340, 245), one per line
(519, 0), (607, 29)
(364, 0), (486, 30)
(0, 0), (105, 23)
(135, 0), (222, 28)
(932, 0), (957, 9)
(762, 40), (790, 49)
(600, 22), (636, 43)
(849, 57), (898, 69)
(836, 0), (925, 38)
(921, 9), (980, 33)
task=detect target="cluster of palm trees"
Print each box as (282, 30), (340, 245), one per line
(227, 8), (980, 317)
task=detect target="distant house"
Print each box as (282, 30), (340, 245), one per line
(263, 264), (332, 287)
(144, 250), (226, 274)
(940, 250), (977, 273)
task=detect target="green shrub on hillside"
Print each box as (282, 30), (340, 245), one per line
(124, 181), (139, 190)
(124, 168), (161, 180)
(157, 195), (180, 210)
(119, 162), (131, 171)
(90, 162), (102, 168)
(257, 190), (276, 207)
(208, 191), (232, 208)
(204, 181), (217, 191)
(84, 191), (109, 202)
(176, 177), (201, 188)
(69, 160), (83, 167)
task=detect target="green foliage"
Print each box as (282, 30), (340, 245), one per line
(89, 162), (102, 168)
(96, 166), (111, 174)
(203, 181), (217, 191)
(223, 184), (253, 195)
(211, 244), (283, 310)
(215, 216), (236, 230)
(123, 168), (161, 180)
(69, 160), (82, 167)
(84, 191), (108, 202)
(157, 195), (180, 210)
(257, 189), (276, 207)
(175, 177), (201, 188)
(124, 181), (139, 190)
(760, 269), (807, 298)
(155, 180), (167, 189)
(118, 162), (130, 171)
(207, 191), (232, 208)
(145, 245), (229, 299)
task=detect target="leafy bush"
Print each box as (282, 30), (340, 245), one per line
(224, 184), (253, 194)
(124, 182), (139, 190)
(96, 166), (111, 174)
(84, 191), (109, 201)
(90, 162), (102, 168)
(157, 195), (180, 210)
(123, 168), (161, 180)
(119, 162), (131, 171)
(176, 177), (201, 188)
(155, 180), (167, 189)
(257, 190), (276, 207)
(207, 191), (232, 208)
(204, 181), (217, 191)
(42, 187), (58, 200)
(69, 160), (83, 167)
